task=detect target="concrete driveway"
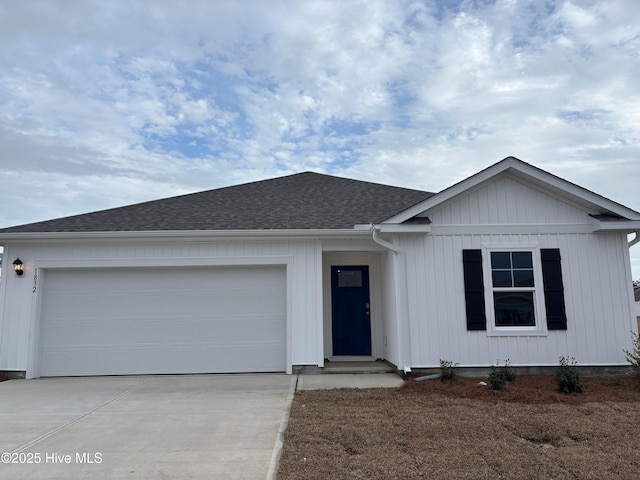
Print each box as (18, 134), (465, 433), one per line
(0, 374), (295, 479)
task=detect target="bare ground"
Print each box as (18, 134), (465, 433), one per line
(277, 376), (640, 480)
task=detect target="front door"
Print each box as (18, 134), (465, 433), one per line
(331, 266), (371, 356)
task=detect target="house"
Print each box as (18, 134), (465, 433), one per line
(0, 156), (639, 379)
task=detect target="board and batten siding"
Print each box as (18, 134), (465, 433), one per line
(379, 251), (401, 368)
(0, 239), (323, 374)
(423, 173), (592, 226)
(399, 171), (637, 368)
(402, 231), (636, 368)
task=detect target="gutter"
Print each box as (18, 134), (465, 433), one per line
(371, 226), (399, 254)
(362, 222), (431, 253)
(630, 231), (640, 248)
(0, 228), (373, 244)
(591, 219), (640, 232)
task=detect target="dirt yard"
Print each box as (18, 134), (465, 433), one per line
(277, 376), (640, 479)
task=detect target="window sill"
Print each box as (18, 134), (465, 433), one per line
(486, 328), (548, 337)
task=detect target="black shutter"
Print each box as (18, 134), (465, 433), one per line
(541, 248), (568, 330)
(463, 250), (486, 330)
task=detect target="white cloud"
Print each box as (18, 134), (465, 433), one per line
(0, 0), (639, 276)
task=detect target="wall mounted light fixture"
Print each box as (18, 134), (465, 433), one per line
(13, 258), (24, 276)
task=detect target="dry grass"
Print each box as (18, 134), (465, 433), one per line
(278, 376), (640, 480)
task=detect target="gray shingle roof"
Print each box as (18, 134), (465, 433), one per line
(0, 172), (435, 233)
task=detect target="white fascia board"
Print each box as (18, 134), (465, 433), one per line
(378, 224), (431, 233)
(384, 158), (517, 223)
(0, 228), (371, 244)
(428, 223), (595, 235)
(369, 220), (639, 236)
(508, 167), (640, 220)
(352, 223), (431, 233)
(384, 157), (640, 224)
(427, 220), (640, 236)
(590, 219), (640, 232)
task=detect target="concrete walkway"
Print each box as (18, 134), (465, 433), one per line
(0, 373), (403, 479)
(296, 373), (405, 390)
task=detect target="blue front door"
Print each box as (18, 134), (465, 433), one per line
(331, 266), (371, 356)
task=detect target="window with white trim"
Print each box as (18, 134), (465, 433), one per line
(462, 246), (567, 334)
(490, 251), (535, 327)
(484, 245), (549, 336)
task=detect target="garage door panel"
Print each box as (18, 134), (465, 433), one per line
(39, 266), (287, 376)
(45, 292), (285, 319)
(42, 314), (285, 345)
(42, 343), (285, 375)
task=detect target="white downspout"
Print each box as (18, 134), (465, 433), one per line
(371, 226), (399, 254)
(629, 231), (640, 248)
(371, 225), (412, 373)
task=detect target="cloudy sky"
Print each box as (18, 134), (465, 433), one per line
(1, 0), (639, 277)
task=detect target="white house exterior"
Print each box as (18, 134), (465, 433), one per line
(0, 157), (639, 378)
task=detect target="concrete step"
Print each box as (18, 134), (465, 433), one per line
(322, 361), (396, 374)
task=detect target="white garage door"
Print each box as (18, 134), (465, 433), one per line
(38, 266), (286, 376)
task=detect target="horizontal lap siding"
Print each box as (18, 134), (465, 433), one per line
(403, 232), (635, 367)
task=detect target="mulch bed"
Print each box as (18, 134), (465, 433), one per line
(278, 376), (640, 480)
(403, 375), (640, 404)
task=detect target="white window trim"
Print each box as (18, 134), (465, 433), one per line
(481, 243), (548, 337)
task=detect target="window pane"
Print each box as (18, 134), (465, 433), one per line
(491, 252), (511, 269)
(512, 251), (533, 268)
(492, 270), (513, 287)
(494, 292), (535, 326)
(338, 270), (362, 287)
(513, 270), (534, 287)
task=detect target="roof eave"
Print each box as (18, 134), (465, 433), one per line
(353, 223), (432, 233)
(0, 228), (373, 243)
(590, 219), (640, 232)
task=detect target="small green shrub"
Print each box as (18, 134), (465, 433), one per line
(488, 366), (507, 390)
(502, 359), (518, 382)
(556, 356), (583, 394)
(439, 359), (458, 383)
(623, 331), (640, 387)
(488, 359), (517, 390)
